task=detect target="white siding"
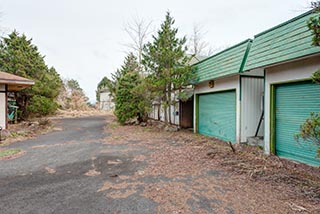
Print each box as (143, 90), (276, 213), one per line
(99, 91), (114, 110)
(0, 84), (6, 129)
(240, 77), (264, 142)
(264, 55), (320, 154)
(194, 75), (241, 143)
(149, 93), (180, 125)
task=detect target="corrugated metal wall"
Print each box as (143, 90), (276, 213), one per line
(149, 102), (179, 125)
(241, 77), (264, 142)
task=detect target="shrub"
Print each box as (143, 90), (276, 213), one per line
(295, 112), (320, 157)
(27, 95), (58, 116)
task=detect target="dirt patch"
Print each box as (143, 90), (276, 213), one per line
(107, 189), (137, 199)
(45, 167), (56, 174)
(142, 181), (192, 213)
(50, 109), (111, 119)
(98, 181), (143, 193)
(85, 169), (101, 177)
(0, 119), (55, 147)
(31, 141), (77, 149)
(101, 115), (320, 213)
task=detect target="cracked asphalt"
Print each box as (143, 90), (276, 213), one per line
(0, 115), (316, 214)
(0, 116), (153, 214)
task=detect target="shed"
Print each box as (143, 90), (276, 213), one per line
(243, 10), (320, 166)
(192, 39), (261, 144)
(0, 71), (34, 129)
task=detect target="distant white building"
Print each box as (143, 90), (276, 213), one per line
(99, 88), (114, 110)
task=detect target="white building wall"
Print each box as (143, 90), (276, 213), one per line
(99, 91), (114, 110)
(149, 92), (180, 125)
(240, 77), (264, 142)
(0, 84), (6, 129)
(264, 55), (320, 154)
(194, 75), (241, 143)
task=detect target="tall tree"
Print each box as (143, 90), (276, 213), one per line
(143, 12), (193, 124)
(0, 31), (62, 118)
(105, 52), (140, 101)
(113, 53), (150, 123)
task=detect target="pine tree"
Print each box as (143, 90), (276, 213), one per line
(115, 71), (141, 124)
(0, 31), (62, 118)
(105, 53), (140, 101)
(142, 12), (193, 124)
(113, 52), (151, 124)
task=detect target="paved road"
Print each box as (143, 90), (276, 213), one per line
(0, 116), (309, 214)
(0, 116), (154, 214)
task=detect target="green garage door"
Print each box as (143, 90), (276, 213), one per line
(275, 81), (320, 166)
(198, 90), (236, 143)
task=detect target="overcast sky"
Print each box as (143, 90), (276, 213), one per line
(0, 0), (313, 102)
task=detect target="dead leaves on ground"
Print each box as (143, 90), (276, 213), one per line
(99, 116), (320, 213)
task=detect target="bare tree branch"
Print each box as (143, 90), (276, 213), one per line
(188, 24), (209, 56)
(123, 15), (153, 66)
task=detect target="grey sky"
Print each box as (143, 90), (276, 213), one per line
(0, 0), (312, 102)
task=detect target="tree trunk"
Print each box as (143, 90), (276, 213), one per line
(168, 88), (172, 125)
(163, 88), (168, 124)
(157, 104), (160, 120)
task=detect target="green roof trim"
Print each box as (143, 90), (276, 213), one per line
(244, 10), (320, 71)
(193, 39), (252, 83)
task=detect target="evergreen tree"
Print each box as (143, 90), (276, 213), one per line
(96, 76), (112, 102)
(115, 72), (141, 124)
(142, 12), (193, 124)
(308, 1), (320, 46)
(105, 53), (140, 101)
(0, 31), (62, 118)
(113, 53), (151, 124)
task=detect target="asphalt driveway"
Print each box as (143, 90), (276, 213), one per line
(0, 115), (318, 214)
(0, 116), (152, 214)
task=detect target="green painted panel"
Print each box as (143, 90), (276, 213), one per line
(275, 81), (320, 166)
(245, 11), (320, 71)
(193, 40), (251, 83)
(198, 90), (236, 143)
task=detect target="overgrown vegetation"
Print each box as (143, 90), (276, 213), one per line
(0, 31), (63, 118)
(296, 1), (320, 157)
(101, 12), (194, 125)
(308, 1), (320, 46)
(115, 71), (142, 124)
(308, 1), (320, 83)
(142, 12), (193, 124)
(58, 79), (89, 111)
(113, 53), (151, 124)
(296, 112), (320, 156)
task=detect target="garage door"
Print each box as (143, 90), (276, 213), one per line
(275, 81), (320, 166)
(198, 90), (236, 143)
